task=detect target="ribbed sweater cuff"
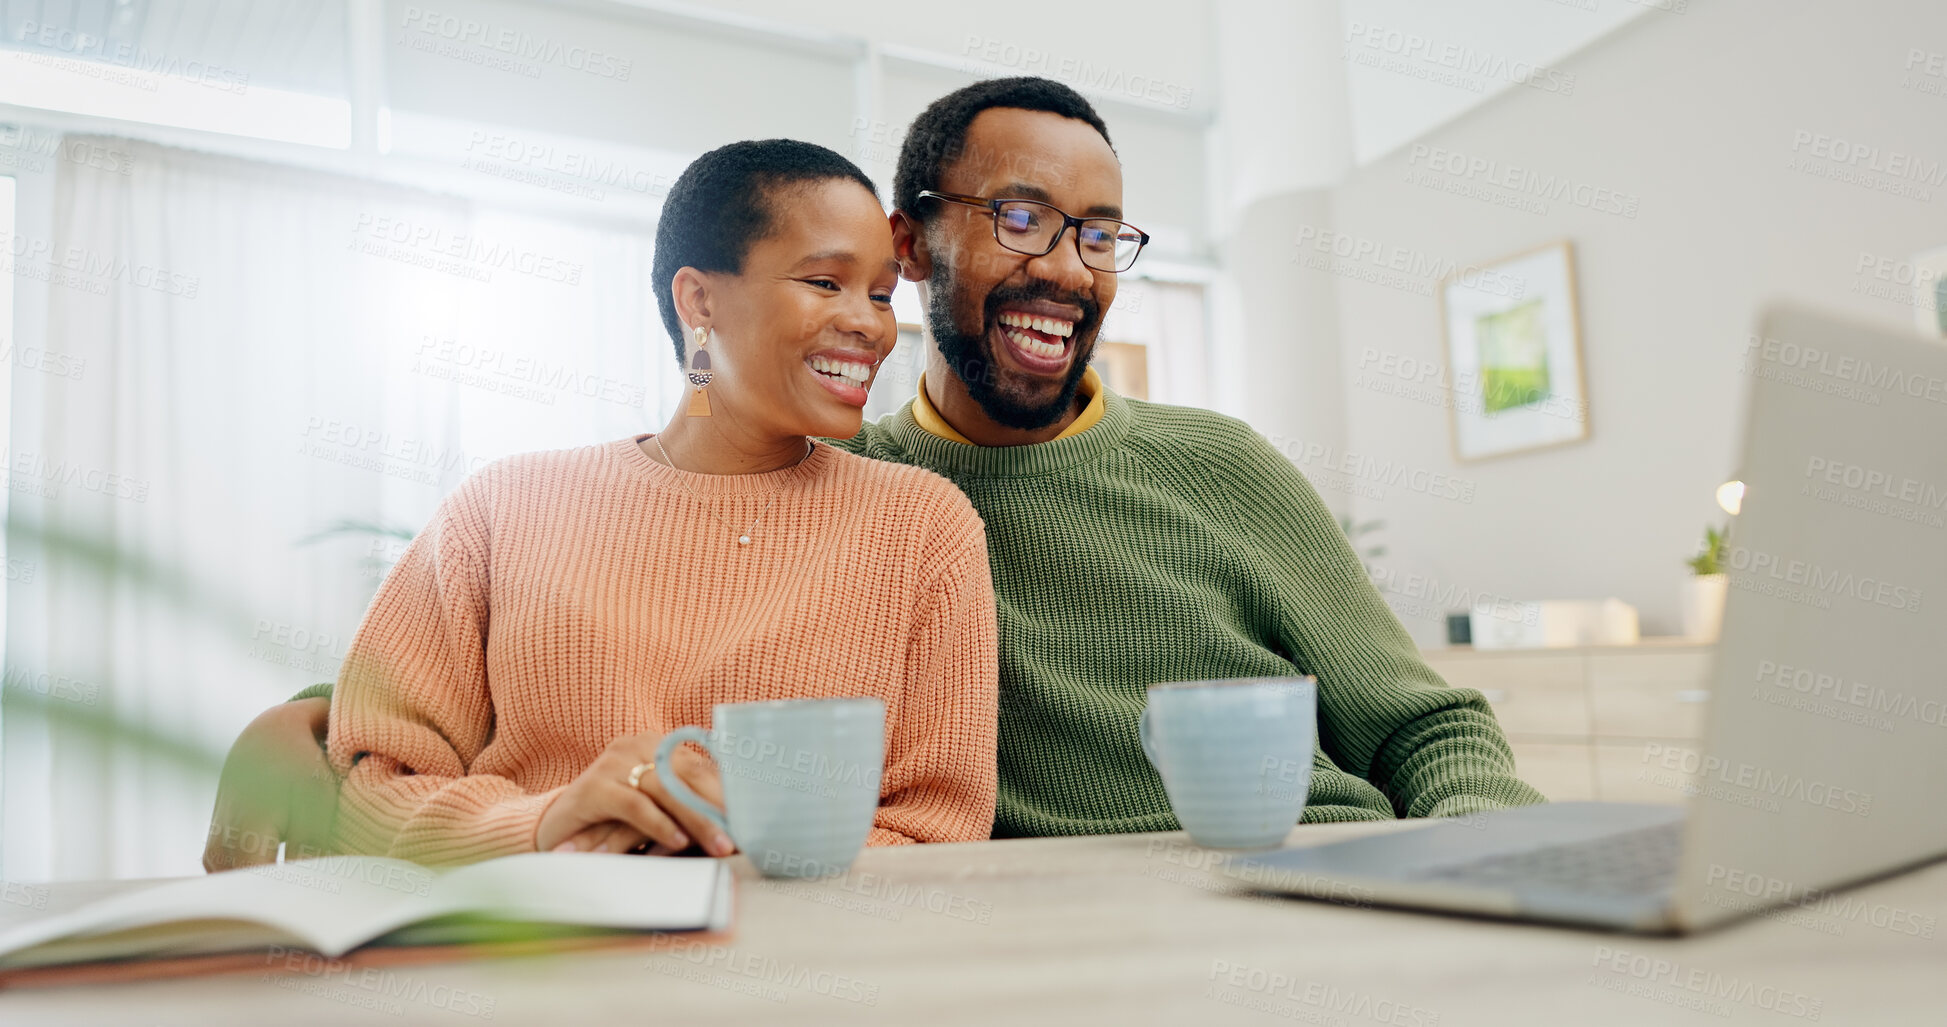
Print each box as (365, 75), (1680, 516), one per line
(349, 784), (565, 866)
(867, 827), (919, 847)
(455, 788), (562, 861)
(1425, 793), (1516, 818)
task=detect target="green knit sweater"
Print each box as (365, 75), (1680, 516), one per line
(297, 390), (1543, 836)
(828, 389), (1544, 836)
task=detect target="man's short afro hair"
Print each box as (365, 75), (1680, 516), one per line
(652, 139), (878, 366)
(892, 76), (1114, 218)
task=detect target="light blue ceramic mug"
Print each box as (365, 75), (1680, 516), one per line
(1139, 677), (1317, 849)
(656, 697), (885, 878)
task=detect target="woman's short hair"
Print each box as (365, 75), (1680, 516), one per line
(652, 139), (879, 367)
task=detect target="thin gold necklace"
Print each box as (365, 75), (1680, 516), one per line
(651, 435), (815, 546)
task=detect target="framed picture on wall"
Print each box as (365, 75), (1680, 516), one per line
(1439, 240), (1591, 462)
(1092, 341), (1150, 400)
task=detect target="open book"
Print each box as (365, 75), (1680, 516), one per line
(0, 853), (733, 973)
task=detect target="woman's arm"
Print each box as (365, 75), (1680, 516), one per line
(326, 486), (569, 865)
(867, 501), (1000, 845)
(327, 483), (719, 864)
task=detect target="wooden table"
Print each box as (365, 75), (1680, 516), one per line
(3, 820), (1943, 1025)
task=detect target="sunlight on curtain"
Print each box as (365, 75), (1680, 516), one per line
(2, 136), (676, 880)
(1102, 279), (1210, 407)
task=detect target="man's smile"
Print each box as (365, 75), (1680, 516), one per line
(996, 309), (1077, 369)
(992, 302), (1085, 375)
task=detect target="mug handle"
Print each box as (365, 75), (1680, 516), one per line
(655, 727), (731, 840)
(1138, 705), (1160, 768)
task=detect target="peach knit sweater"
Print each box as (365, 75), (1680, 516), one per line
(327, 435), (999, 865)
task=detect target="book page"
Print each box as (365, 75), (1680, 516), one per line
(404, 853), (727, 932)
(0, 853), (729, 969)
(0, 858), (439, 963)
(0, 920), (306, 970)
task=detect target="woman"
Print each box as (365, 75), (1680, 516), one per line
(207, 140), (998, 867)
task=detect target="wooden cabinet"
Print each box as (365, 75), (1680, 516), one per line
(1509, 742), (1596, 802)
(1439, 654), (1591, 737)
(1593, 741), (1700, 804)
(1422, 639), (1714, 804)
(1587, 651), (1713, 738)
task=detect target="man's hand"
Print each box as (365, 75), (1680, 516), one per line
(535, 732), (733, 857)
(203, 697), (338, 871)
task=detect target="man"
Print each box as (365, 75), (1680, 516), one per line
(204, 76), (1539, 870)
(832, 77), (1540, 836)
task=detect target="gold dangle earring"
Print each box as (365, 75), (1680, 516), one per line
(685, 325), (714, 417)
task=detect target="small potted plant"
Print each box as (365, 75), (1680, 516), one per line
(1681, 523), (1730, 640)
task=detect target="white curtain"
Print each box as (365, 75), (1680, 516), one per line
(1103, 279), (1211, 407)
(3, 136), (678, 881)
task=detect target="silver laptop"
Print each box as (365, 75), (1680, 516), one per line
(1236, 304), (1947, 932)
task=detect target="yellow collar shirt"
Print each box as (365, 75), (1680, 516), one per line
(909, 367), (1108, 444)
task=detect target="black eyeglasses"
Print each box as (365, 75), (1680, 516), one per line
(917, 190), (1150, 273)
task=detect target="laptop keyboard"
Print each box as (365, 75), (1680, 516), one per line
(1414, 821), (1684, 897)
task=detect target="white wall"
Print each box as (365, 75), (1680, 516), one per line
(1338, 0), (1653, 165)
(1326, 0), (1947, 642)
(691, 0), (1214, 116)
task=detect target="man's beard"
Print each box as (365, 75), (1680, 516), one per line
(925, 259), (1100, 432)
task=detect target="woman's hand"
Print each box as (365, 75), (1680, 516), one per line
(534, 732), (734, 857)
(203, 697), (340, 871)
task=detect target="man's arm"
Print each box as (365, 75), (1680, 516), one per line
(203, 692), (337, 871)
(1208, 425), (1546, 818)
(288, 682), (335, 702)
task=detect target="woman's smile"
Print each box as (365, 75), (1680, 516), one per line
(806, 348), (878, 407)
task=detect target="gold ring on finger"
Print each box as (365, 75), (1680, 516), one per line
(626, 761), (655, 791)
